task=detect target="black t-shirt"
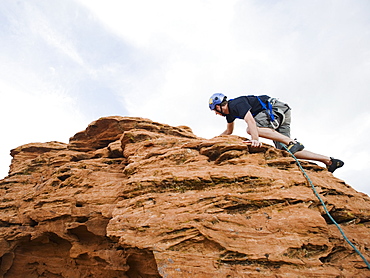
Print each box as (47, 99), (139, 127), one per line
(226, 95), (270, 123)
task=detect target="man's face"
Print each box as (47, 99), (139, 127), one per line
(214, 105), (224, 116)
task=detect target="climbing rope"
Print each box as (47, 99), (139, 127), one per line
(282, 144), (370, 270)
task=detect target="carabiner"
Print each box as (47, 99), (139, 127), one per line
(270, 119), (280, 129)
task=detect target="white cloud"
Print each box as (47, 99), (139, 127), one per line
(0, 78), (87, 178)
(78, 0), (237, 49)
(76, 0), (240, 128)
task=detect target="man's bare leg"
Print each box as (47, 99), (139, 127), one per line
(254, 127), (331, 166)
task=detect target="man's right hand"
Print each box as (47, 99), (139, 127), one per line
(244, 139), (262, 147)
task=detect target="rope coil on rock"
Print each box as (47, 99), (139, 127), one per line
(282, 144), (370, 270)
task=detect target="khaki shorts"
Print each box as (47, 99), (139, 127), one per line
(254, 100), (291, 149)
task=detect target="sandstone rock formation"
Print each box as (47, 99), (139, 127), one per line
(1, 116), (370, 277)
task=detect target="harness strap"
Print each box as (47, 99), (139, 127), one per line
(256, 96), (275, 122)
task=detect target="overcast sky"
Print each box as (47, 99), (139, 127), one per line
(1, 0), (369, 196)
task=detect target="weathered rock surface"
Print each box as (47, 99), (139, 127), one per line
(1, 116), (370, 277)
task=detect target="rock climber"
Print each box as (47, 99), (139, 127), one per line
(209, 93), (344, 173)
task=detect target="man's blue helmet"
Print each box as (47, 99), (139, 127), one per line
(209, 93), (227, 110)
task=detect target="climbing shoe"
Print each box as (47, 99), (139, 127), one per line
(327, 157), (344, 173)
(286, 141), (304, 154)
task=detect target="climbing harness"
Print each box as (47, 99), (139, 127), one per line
(256, 96), (280, 129)
(283, 144), (370, 270)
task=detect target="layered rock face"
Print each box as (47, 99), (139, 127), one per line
(1, 116), (370, 278)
